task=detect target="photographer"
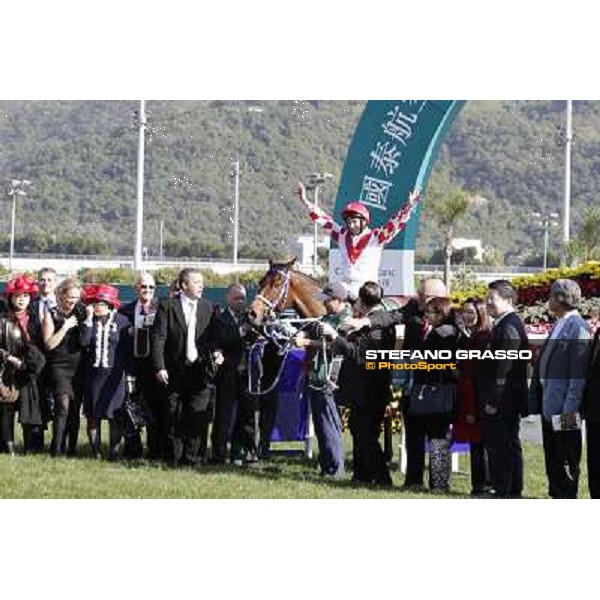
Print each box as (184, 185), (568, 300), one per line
(321, 281), (396, 486)
(119, 272), (162, 460)
(294, 282), (352, 478)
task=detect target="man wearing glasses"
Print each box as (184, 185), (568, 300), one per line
(120, 272), (163, 459)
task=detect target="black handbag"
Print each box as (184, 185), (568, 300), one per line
(407, 383), (458, 417)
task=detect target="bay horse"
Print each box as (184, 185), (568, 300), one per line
(247, 258), (413, 461)
(248, 256), (413, 325)
(248, 257), (327, 325)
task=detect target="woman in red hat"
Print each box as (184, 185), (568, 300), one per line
(0, 275), (47, 455)
(80, 284), (132, 460)
(43, 278), (87, 457)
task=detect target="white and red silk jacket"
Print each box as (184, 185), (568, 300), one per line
(307, 195), (421, 296)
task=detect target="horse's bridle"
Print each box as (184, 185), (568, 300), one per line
(254, 268), (291, 315)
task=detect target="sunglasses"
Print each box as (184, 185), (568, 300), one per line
(140, 285), (155, 290)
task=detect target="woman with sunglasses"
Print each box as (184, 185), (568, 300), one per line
(409, 297), (460, 492)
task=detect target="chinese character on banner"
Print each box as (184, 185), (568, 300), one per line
(360, 176), (392, 210)
(382, 102), (425, 146)
(369, 141), (401, 177)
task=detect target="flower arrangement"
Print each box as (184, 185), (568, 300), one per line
(451, 261), (600, 318)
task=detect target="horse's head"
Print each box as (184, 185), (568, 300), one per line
(248, 258), (297, 327)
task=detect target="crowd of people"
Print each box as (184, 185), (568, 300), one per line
(307, 275), (600, 499)
(0, 266), (290, 470)
(1, 264), (599, 499)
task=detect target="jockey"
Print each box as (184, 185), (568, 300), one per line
(295, 182), (421, 298)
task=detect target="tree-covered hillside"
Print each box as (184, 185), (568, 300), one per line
(0, 100), (597, 264)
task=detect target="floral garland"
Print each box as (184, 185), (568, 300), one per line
(92, 310), (117, 368)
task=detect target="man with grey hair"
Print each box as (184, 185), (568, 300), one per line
(531, 278), (590, 498)
(120, 271), (163, 459)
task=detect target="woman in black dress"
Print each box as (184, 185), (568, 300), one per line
(4, 275), (47, 453)
(43, 278), (86, 457)
(80, 284), (131, 460)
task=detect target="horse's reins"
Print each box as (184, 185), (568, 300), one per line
(250, 267), (338, 395)
(254, 268), (291, 315)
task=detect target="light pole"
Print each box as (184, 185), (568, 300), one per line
(133, 100), (147, 271)
(306, 172), (333, 276)
(159, 219), (164, 259)
(7, 178), (31, 272)
(533, 210), (559, 270)
(233, 159), (240, 268)
(230, 105), (264, 274)
(563, 99), (573, 244)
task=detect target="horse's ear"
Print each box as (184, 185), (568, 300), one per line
(288, 256), (298, 269)
(268, 258), (273, 268)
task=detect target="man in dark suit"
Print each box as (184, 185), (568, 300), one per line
(119, 272), (163, 459)
(30, 267), (58, 343)
(211, 283), (257, 464)
(478, 280), (529, 498)
(325, 282), (397, 485)
(342, 277), (447, 488)
(152, 268), (223, 467)
(28, 267), (59, 451)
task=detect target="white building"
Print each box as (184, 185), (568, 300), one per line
(292, 235), (330, 274)
(452, 237), (483, 261)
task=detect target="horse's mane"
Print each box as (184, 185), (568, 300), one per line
(262, 263), (323, 290)
(288, 268), (322, 289)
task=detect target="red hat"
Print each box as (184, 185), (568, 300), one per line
(341, 202), (371, 224)
(5, 274), (39, 297)
(82, 284), (121, 309)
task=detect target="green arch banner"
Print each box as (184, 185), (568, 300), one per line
(330, 100), (465, 294)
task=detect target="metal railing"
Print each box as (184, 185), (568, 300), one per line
(0, 252), (268, 264)
(414, 264), (542, 274)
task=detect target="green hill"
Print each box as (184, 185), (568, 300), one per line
(0, 100), (596, 264)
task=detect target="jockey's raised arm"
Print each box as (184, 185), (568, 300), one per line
(374, 189), (421, 246)
(295, 182), (342, 243)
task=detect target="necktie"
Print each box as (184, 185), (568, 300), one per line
(186, 301), (198, 364)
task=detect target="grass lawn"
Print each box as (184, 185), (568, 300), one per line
(1, 429), (587, 498)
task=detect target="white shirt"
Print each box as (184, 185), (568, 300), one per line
(181, 294), (198, 326)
